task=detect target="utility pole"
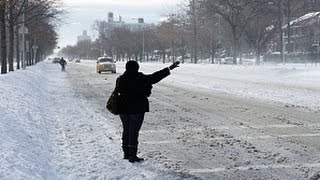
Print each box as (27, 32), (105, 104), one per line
(286, 0), (291, 53)
(142, 22), (145, 62)
(280, 0), (286, 64)
(140, 18), (145, 62)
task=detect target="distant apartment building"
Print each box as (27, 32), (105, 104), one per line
(282, 0), (320, 53)
(77, 30), (91, 43)
(283, 11), (320, 52)
(103, 12), (154, 35)
(267, 0), (320, 53)
(305, 0), (320, 13)
(265, 2), (320, 62)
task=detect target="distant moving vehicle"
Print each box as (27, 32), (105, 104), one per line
(96, 57), (116, 74)
(52, 57), (60, 63)
(75, 59), (81, 63)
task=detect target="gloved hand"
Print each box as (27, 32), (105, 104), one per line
(169, 61), (180, 70)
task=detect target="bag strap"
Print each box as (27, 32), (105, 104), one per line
(114, 77), (120, 92)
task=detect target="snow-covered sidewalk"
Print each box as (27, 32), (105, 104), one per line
(0, 62), (183, 179)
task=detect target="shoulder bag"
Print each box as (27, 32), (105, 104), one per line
(106, 86), (120, 115)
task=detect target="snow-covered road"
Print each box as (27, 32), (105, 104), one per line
(1, 60), (320, 179)
(43, 62), (188, 179)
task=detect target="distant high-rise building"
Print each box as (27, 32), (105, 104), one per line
(138, 18), (144, 23)
(77, 30), (91, 43)
(103, 12), (154, 35)
(108, 12), (114, 23)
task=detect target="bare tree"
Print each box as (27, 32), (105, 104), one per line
(154, 21), (172, 63)
(0, 0), (6, 74)
(241, 0), (280, 65)
(244, 13), (278, 64)
(203, 0), (262, 64)
(172, 12), (190, 63)
(22, 0), (64, 66)
(27, 19), (58, 62)
(8, 0), (15, 71)
(1, 0), (64, 73)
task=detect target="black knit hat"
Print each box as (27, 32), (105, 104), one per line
(125, 60), (139, 73)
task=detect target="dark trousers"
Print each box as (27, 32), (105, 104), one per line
(61, 65), (65, 71)
(119, 113), (145, 146)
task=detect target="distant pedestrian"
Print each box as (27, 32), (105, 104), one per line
(59, 57), (67, 71)
(116, 60), (180, 163)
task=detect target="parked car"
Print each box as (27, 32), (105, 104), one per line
(74, 59), (81, 63)
(96, 57), (116, 73)
(222, 57), (234, 64)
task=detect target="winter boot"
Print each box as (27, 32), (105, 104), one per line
(128, 146), (144, 163)
(122, 145), (129, 159)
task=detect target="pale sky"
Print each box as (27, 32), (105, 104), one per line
(58, 0), (181, 48)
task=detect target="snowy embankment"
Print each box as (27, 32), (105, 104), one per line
(0, 64), (57, 179)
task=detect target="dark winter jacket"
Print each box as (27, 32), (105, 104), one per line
(117, 68), (170, 114)
(59, 59), (67, 66)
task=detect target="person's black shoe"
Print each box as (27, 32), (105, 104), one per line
(128, 146), (144, 163)
(129, 156), (144, 163)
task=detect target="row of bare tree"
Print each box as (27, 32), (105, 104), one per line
(60, 0), (319, 65)
(0, 0), (64, 74)
(202, 0), (312, 64)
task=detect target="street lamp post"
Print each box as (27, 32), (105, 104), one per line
(281, 0), (286, 64)
(32, 45), (38, 64)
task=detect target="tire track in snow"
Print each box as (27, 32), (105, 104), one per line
(140, 83), (320, 179)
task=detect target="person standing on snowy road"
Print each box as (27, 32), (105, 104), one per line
(116, 60), (180, 163)
(59, 57), (67, 71)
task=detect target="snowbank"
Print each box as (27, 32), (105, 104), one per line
(0, 63), (58, 179)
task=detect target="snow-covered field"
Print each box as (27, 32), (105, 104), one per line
(1, 60), (320, 179)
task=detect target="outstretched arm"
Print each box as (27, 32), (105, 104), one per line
(147, 61), (180, 84)
(169, 61), (180, 70)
